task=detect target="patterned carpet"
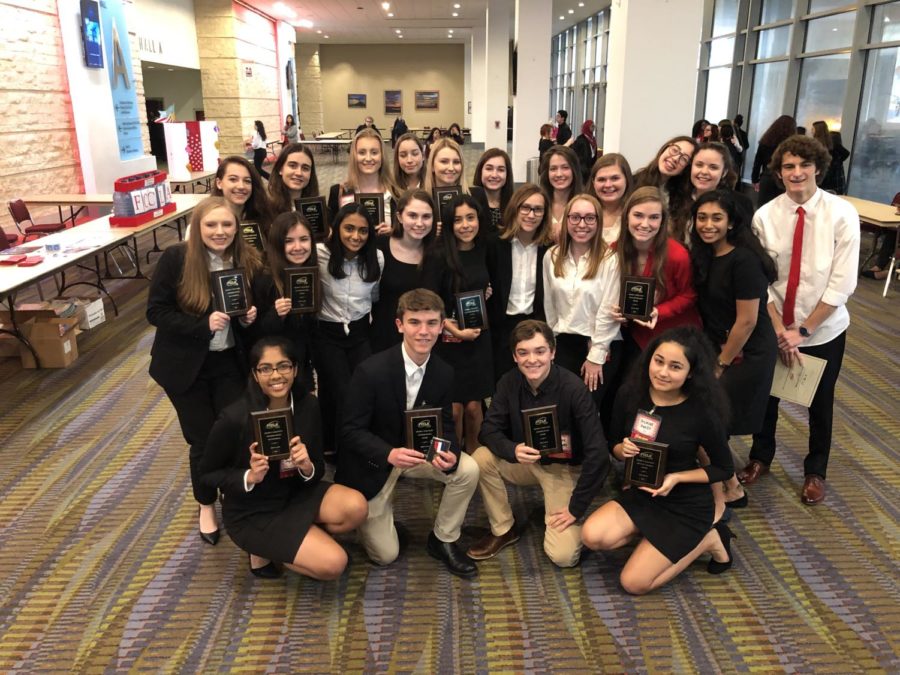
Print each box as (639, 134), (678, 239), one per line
(0, 227), (898, 673)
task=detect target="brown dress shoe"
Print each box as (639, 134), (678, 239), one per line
(466, 527), (520, 560)
(801, 475), (826, 505)
(736, 459), (769, 485)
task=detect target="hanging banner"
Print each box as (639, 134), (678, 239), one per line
(101, 0), (144, 160)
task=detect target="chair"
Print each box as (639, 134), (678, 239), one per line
(7, 200), (65, 242)
(2, 229), (16, 247)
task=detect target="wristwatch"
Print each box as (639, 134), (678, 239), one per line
(798, 325), (811, 338)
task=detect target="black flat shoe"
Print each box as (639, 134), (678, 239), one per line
(249, 556), (283, 579)
(426, 532), (477, 578)
(707, 522), (736, 575)
(724, 493), (748, 509)
(199, 529), (220, 546)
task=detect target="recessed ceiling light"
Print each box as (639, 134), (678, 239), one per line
(296, 19), (313, 28)
(398, 35), (403, 38)
(316, 29), (322, 34)
(387, 12), (393, 16)
(568, 9), (574, 13)
(167, 68), (174, 71)
(273, 1), (296, 18)
(448, 29), (454, 33)
(559, 15), (564, 20)
(453, 3), (461, 7)
(395, 28), (402, 33)
(578, 1), (584, 5)
(147, 65), (155, 69)
(381, 2), (390, 9)
(324, 35), (330, 38)
(452, 12), (458, 16)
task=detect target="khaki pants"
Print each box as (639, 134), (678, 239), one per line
(359, 453), (479, 565)
(472, 445), (582, 567)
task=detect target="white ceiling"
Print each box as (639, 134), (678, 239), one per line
(243, 0), (609, 44)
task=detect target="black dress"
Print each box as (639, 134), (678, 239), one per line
(698, 247), (777, 435)
(201, 388), (330, 563)
(612, 393), (733, 564)
(432, 246), (494, 402)
(371, 237), (426, 353)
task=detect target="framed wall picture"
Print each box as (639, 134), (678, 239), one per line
(415, 90), (439, 111)
(348, 93), (367, 108)
(384, 90), (401, 115)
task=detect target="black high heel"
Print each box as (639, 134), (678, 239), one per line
(198, 507), (220, 546)
(707, 522), (736, 575)
(249, 555), (283, 579)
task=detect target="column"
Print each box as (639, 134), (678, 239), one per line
(464, 38), (473, 130)
(470, 23), (486, 145)
(511, 0), (552, 181)
(297, 44), (325, 136)
(604, 0), (703, 166)
(483, 0), (511, 151)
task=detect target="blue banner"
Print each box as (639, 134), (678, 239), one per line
(101, 0), (144, 160)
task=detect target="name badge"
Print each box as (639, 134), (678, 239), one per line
(631, 410), (661, 442)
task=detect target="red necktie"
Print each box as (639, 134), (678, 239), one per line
(782, 206), (805, 328)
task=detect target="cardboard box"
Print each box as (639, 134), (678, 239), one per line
(19, 317), (80, 369)
(0, 330), (18, 358)
(73, 297), (106, 330)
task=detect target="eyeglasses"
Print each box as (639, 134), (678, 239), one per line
(518, 204), (546, 216)
(666, 144), (692, 167)
(567, 213), (598, 225)
(255, 362), (294, 376)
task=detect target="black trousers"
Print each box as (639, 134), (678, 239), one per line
(750, 331), (846, 478)
(554, 333), (623, 437)
(253, 147), (270, 179)
(491, 312), (534, 383)
(313, 318), (372, 453)
(166, 349), (245, 504)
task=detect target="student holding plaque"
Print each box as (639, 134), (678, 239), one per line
(542, 194), (622, 421)
(211, 156), (274, 239)
(201, 337), (368, 580)
(486, 183), (551, 382)
(427, 194), (493, 453)
(424, 137), (468, 195)
(327, 128), (396, 236)
(391, 133), (427, 192)
(689, 190), (777, 509)
(371, 190), (437, 353)
(737, 135), (860, 506)
(253, 211), (319, 389)
(539, 147), (582, 243)
(267, 143), (320, 217)
(313, 203), (385, 458)
(337, 289), (480, 578)
(581, 327), (736, 594)
(586, 153), (634, 245)
(468, 321), (609, 567)
(470, 148), (514, 237)
(147, 197), (262, 546)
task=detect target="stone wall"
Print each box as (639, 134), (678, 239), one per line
(297, 44), (324, 137)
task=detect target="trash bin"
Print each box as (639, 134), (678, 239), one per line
(526, 157), (540, 184)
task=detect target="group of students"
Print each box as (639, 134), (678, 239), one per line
(146, 125), (859, 592)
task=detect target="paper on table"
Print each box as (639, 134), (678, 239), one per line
(770, 354), (827, 407)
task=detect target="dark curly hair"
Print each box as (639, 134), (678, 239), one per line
(768, 134), (832, 186)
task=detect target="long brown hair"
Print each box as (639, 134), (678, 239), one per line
(617, 187), (669, 298)
(268, 143), (319, 215)
(265, 211), (319, 296)
(539, 147), (583, 202)
(586, 153), (634, 211)
(500, 183), (551, 245)
(211, 155), (274, 227)
(392, 133), (427, 192)
(551, 193), (611, 280)
(177, 197), (262, 314)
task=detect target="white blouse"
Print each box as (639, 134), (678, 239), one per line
(317, 243), (385, 332)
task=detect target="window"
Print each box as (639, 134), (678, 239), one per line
(805, 12), (857, 51)
(746, 61), (789, 180)
(705, 67), (733, 122)
(795, 54), (851, 129)
(713, 0), (739, 36)
(761, 0), (793, 24)
(757, 26), (792, 58)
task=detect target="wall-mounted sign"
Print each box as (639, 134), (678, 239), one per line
(101, 0), (143, 160)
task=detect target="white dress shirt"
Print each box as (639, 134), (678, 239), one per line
(506, 238), (539, 315)
(401, 342), (430, 410)
(207, 250), (235, 351)
(316, 243), (384, 332)
(601, 217), (621, 246)
(752, 189), (860, 346)
(542, 246), (622, 364)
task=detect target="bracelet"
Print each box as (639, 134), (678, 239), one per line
(717, 359), (731, 370)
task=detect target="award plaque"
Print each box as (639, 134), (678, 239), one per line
(620, 275), (656, 321)
(239, 222), (265, 251)
(250, 407), (294, 461)
(623, 439), (669, 489)
(405, 407), (443, 458)
(355, 192), (385, 226)
(211, 268), (250, 317)
(522, 405), (561, 456)
(295, 196), (329, 241)
(284, 265), (320, 314)
(455, 289), (489, 330)
(433, 186), (461, 223)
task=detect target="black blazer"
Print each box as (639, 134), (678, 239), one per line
(486, 236), (548, 327)
(200, 387), (325, 527)
(146, 244), (254, 394)
(336, 344), (458, 499)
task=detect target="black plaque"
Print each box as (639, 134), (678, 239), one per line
(620, 275), (656, 322)
(522, 405), (561, 456)
(433, 186), (461, 223)
(284, 265), (320, 314)
(211, 268), (250, 317)
(405, 407), (443, 459)
(239, 221), (265, 251)
(355, 192), (385, 226)
(455, 289), (489, 330)
(250, 407), (294, 461)
(295, 196), (329, 241)
(623, 439), (669, 489)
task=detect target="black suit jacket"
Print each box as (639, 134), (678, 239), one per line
(335, 344), (458, 499)
(146, 244), (253, 394)
(486, 236), (548, 328)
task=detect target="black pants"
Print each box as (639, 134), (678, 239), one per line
(491, 312), (533, 383)
(554, 333), (623, 436)
(750, 331), (846, 478)
(166, 349), (245, 505)
(313, 318), (372, 453)
(253, 147), (270, 179)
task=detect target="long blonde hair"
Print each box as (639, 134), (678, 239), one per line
(424, 137), (469, 194)
(177, 197), (262, 314)
(343, 128), (396, 195)
(551, 193), (610, 280)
